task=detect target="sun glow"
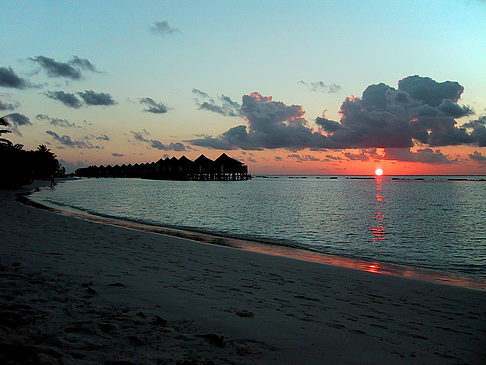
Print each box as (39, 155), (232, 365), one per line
(375, 168), (383, 176)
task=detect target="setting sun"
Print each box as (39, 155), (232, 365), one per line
(375, 168), (384, 176)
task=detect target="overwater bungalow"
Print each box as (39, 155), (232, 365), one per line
(75, 153), (250, 181)
(214, 153), (248, 181)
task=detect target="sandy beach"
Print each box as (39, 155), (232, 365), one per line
(1, 182), (485, 364)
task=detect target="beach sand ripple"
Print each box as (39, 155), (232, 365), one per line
(1, 185), (485, 364)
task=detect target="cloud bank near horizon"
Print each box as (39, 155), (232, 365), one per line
(189, 76), (484, 153)
(3, 65), (485, 168)
(46, 130), (104, 149)
(130, 131), (188, 151)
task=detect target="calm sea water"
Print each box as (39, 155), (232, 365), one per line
(31, 176), (486, 279)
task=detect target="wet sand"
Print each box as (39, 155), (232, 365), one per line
(1, 181), (485, 364)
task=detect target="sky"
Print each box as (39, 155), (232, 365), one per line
(1, 0), (485, 175)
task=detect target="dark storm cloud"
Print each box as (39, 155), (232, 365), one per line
(198, 98), (240, 116)
(189, 76), (484, 151)
(36, 113), (79, 128)
(192, 89), (241, 117)
(384, 148), (452, 164)
(318, 76), (480, 148)
(4, 113), (31, 136)
(462, 115), (486, 129)
(84, 134), (110, 141)
(69, 56), (98, 72)
(325, 154), (343, 161)
(78, 90), (117, 106)
(150, 140), (187, 151)
(398, 75), (464, 106)
(31, 56), (98, 80)
(130, 131), (150, 143)
(469, 151), (486, 164)
(437, 99), (473, 118)
(130, 131), (188, 151)
(288, 153), (320, 162)
(150, 21), (181, 35)
(298, 80), (341, 94)
(315, 117), (342, 132)
(139, 97), (168, 114)
(189, 92), (327, 150)
(45, 90), (82, 108)
(95, 134), (110, 141)
(5, 113), (31, 126)
(31, 56), (81, 80)
(112, 152), (124, 157)
(463, 116), (486, 147)
(341, 147), (452, 164)
(0, 66), (29, 89)
(0, 99), (19, 111)
(46, 130), (102, 149)
(192, 88), (209, 98)
(344, 151), (369, 161)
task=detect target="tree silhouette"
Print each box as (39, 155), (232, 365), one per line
(0, 116), (65, 189)
(33, 144), (62, 179)
(0, 116), (12, 146)
(36, 144), (50, 154)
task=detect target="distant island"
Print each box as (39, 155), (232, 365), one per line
(75, 153), (251, 181)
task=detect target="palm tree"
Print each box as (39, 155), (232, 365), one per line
(0, 116), (23, 150)
(36, 144), (51, 154)
(0, 116), (12, 146)
(33, 144), (60, 179)
(0, 122), (65, 188)
(0, 117), (30, 188)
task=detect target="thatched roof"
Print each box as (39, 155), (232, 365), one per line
(75, 153), (250, 179)
(214, 153), (243, 167)
(194, 154), (214, 167)
(178, 155), (193, 166)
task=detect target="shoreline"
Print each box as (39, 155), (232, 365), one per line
(22, 183), (486, 292)
(1, 181), (485, 364)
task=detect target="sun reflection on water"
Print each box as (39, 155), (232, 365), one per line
(367, 264), (380, 273)
(370, 177), (386, 242)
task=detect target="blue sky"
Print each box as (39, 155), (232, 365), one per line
(1, 0), (485, 174)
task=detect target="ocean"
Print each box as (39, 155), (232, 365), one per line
(30, 176), (486, 284)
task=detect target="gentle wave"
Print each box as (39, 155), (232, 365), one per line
(31, 176), (486, 279)
(40, 195), (321, 253)
(20, 189), (485, 291)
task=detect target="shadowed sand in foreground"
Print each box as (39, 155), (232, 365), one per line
(1, 182), (485, 364)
